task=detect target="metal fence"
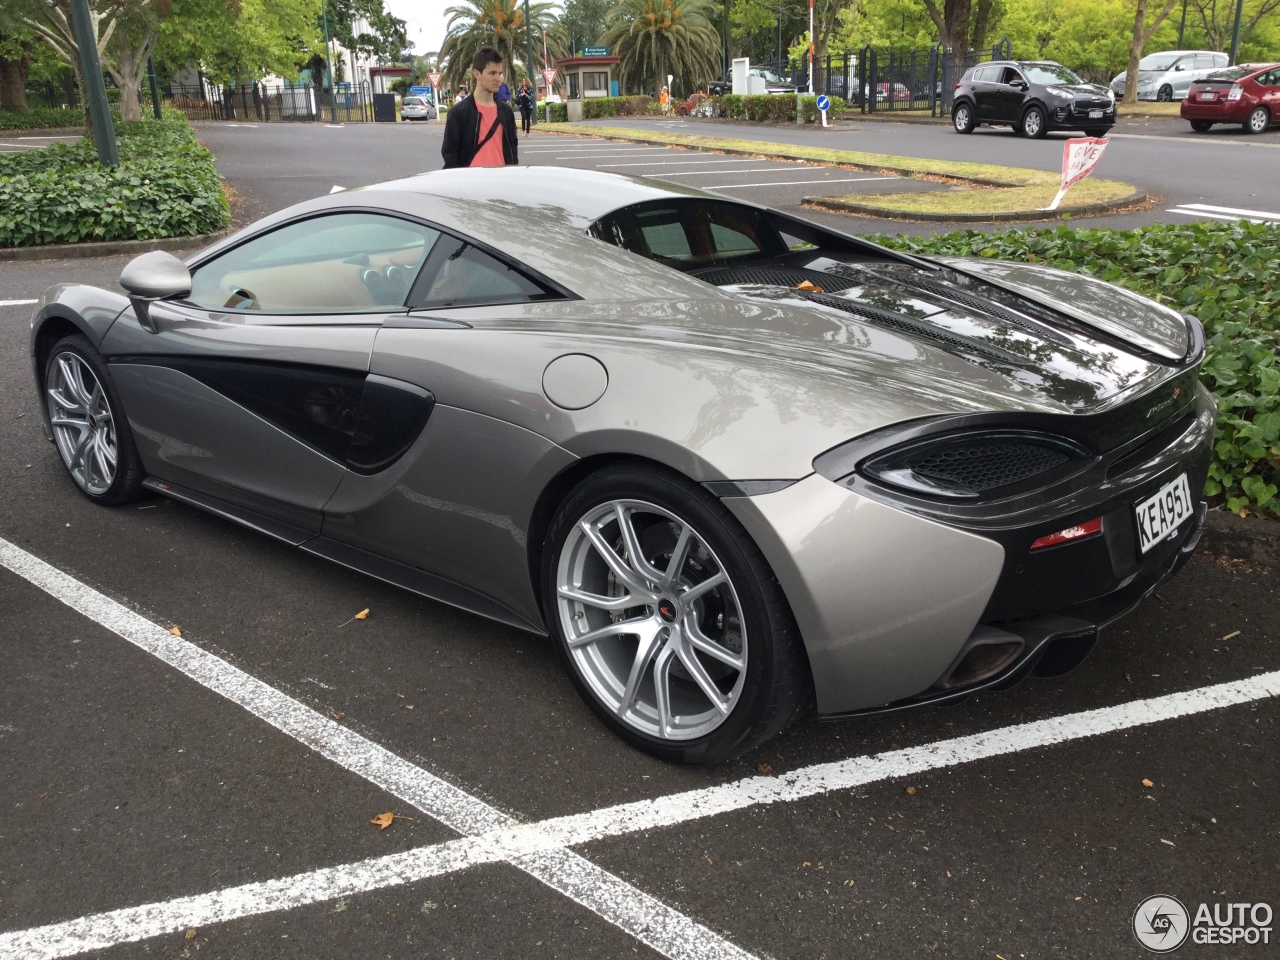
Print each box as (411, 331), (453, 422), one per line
(159, 81), (376, 122)
(765, 37), (1014, 116)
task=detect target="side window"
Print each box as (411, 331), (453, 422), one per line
(189, 213), (439, 314)
(409, 234), (557, 308)
(1194, 55), (1215, 70)
(1001, 67), (1023, 85)
(970, 67), (989, 83)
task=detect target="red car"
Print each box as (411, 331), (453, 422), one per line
(1181, 62), (1280, 133)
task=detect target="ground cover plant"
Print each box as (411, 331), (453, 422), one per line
(0, 111), (228, 247)
(0, 106), (86, 131)
(875, 222), (1280, 518)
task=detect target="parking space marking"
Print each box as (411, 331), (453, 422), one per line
(648, 168), (782, 177)
(0, 537), (759, 960)
(597, 158), (777, 168)
(1110, 132), (1280, 149)
(4, 536), (1275, 960)
(708, 176), (897, 188)
(1, 299), (38, 307)
(1167, 202), (1280, 222)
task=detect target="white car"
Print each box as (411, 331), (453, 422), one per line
(400, 95), (437, 121)
(1110, 50), (1229, 101)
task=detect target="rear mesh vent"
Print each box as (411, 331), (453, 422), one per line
(694, 265), (849, 290)
(910, 441), (1070, 493)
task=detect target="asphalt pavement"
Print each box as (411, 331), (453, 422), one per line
(2, 118), (1278, 960)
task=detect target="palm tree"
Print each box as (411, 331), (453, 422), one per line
(603, 0), (722, 96)
(439, 0), (568, 91)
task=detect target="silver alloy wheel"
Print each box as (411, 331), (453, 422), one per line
(1248, 107), (1269, 133)
(47, 350), (117, 496)
(954, 104), (971, 131)
(1023, 108), (1043, 137)
(1157, 85), (1173, 102)
(556, 499), (747, 741)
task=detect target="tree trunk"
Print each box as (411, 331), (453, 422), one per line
(922, 0), (975, 72)
(1123, 0), (1179, 105)
(103, 32), (156, 123)
(0, 51), (31, 111)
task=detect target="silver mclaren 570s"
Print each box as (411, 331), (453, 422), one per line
(30, 167), (1213, 762)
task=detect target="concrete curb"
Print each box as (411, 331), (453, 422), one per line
(1200, 511), (1280, 569)
(0, 227), (233, 263)
(803, 190), (1148, 223)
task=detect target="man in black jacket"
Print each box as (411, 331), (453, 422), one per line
(441, 48), (519, 168)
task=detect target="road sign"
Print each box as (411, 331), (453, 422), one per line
(408, 86), (430, 96)
(1046, 136), (1109, 210)
(428, 72), (442, 87)
(815, 95), (830, 111)
(542, 68), (558, 87)
(582, 46), (609, 57)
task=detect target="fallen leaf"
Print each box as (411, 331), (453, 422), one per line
(329, 711), (345, 721)
(1221, 630), (1240, 641)
(905, 786), (917, 796)
(756, 762), (773, 775)
(802, 861), (811, 867)
(338, 608), (371, 628)
(946, 870), (952, 878)
(371, 812), (395, 830)
(1142, 778), (1154, 788)
(795, 280), (824, 292)
(169, 626), (182, 637)
(185, 929), (197, 940)
(706, 857), (713, 865)
(1160, 838), (1175, 846)
(1075, 897), (1083, 902)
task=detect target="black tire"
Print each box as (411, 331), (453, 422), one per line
(44, 334), (146, 506)
(1020, 104), (1048, 139)
(1156, 85), (1173, 102)
(1082, 127), (1109, 138)
(1245, 106), (1270, 135)
(952, 100), (976, 134)
(1190, 120), (1213, 133)
(541, 462), (812, 763)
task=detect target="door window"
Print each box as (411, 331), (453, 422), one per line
(408, 234), (559, 308)
(189, 212), (440, 314)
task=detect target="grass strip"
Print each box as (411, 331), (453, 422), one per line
(543, 124), (1139, 220)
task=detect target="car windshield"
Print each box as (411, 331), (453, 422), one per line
(404, 97), (423, 105)
(1024, 64), (1084, 85)
(1203, 66), (1253, 81)
(1138, 53), (1181, 71)
(752, 70), (782, 83)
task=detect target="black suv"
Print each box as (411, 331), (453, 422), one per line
(952, 60), (1116, 138)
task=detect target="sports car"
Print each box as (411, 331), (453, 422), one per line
(30, 167), (1214, 762)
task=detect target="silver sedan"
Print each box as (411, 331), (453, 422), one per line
(400, 95), (437, 120)
(29, 168), (1214, 762)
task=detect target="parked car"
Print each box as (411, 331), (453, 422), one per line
(675, 92), (714, 117)
(1110, 50), (1230, 102)
(750, 67), (796, 94)
(400, 95), (437, 121)
(875, 81), (911, 102)
(952, 60), (1117, 138)
(31, 167), (1211, 762)
(1181, 62), (1280, 133)
(709, 76), (730, 96)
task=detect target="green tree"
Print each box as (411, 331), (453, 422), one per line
(1122, 0), (1180, 104)
(561, 0), (614, 52)
(156, 0), (323, 86)
(438, 0), (566, 91)
(604, 0), (723, 95)
(328, 0), (409, 67)
(0, 13), (39, 110)
(1188, 0), (1280, 50)
(921, 0), (1001, 66)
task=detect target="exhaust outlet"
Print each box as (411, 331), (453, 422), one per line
(937, 626), (1025, 689)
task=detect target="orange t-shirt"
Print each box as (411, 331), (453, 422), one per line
(471, 102), (506, 167)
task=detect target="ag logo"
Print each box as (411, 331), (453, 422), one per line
(1134, 895), (1190, 952)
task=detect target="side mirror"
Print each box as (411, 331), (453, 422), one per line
(120, 250), (191, 333)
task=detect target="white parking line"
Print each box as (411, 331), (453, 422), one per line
(647, 168), (783, 177)
(598, 158), (777, 168)
(0, 299), (38, 307)
(0, 537), (757, 960)
(3, 543), (1275, 960)
(1167, 202), (1280, 222)
(1111, 132), (1280, 148)
(708, 176), (897, 188)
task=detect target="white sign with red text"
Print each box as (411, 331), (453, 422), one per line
(428, 72), (442, 88)
(1046, 136), (1109, 211)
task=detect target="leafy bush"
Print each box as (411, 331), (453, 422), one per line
(873, 221), (1280, 518)
(0, 106), (86, 131)
(0, 112), (229, 247)
(704, 93), (844, 124)
(582, 95), (653, 119)
(546, 101), (567, 122)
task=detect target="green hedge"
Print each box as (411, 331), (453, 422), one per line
(546, 101), (567, 122)
(0, 111), (229, 247)
(713, 94), (846, 123)
(582, 95), (654, 119)
(0, 106), (86, 131)
(874, 221), (1280, 518)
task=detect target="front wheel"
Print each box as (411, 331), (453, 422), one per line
(1157, 85), (1173, 102)
(952, 101), (976, 134)
(1190, 120), (1213, 133)
(543, 464), (811, 763)
(1082, 127), (1109, 137)
(1020, 105), (1047, 139)
(45, 334), (145, 505)
(1245, 106), (1270, 134)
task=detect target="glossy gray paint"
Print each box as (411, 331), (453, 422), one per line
(725, 476), (1006, 712)
(119, 250), (192, 301)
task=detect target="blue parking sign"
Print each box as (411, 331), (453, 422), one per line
(816, 95), (830, 112)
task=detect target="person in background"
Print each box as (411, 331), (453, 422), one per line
(659, 85), (670, 115)
(441, 47), (519, 168)
(455, 85), (468, 105)
(497, 77), (512, 105)
(515, 77), (535, 137)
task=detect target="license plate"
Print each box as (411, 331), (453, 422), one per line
(1200, 92), (1217, 100)
(1089, 108), (1104, 118)
(1135, 473), (1193, 554)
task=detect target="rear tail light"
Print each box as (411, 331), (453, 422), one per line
(1030, 517), (1102, 550)
(1227, 84), (1243, 100)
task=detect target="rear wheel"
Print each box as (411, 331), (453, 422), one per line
(44, 334), (145, 506)
(542, 463), (811, 763)
(952, 101), (976, 134)
(1190, 120), (1213, 132)
(1157, 85), (1173, 102)
(1245, 106), (1270, 134)
(1020, 104), (1047, 139)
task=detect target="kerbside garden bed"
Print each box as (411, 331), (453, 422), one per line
(0, 111), (228, 248)
(876, 221), (1280, 522)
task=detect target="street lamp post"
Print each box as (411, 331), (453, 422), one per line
(524, 0), (537, 126)
(321, 1), (338, 121)
(1228, 0), (1246, 65)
